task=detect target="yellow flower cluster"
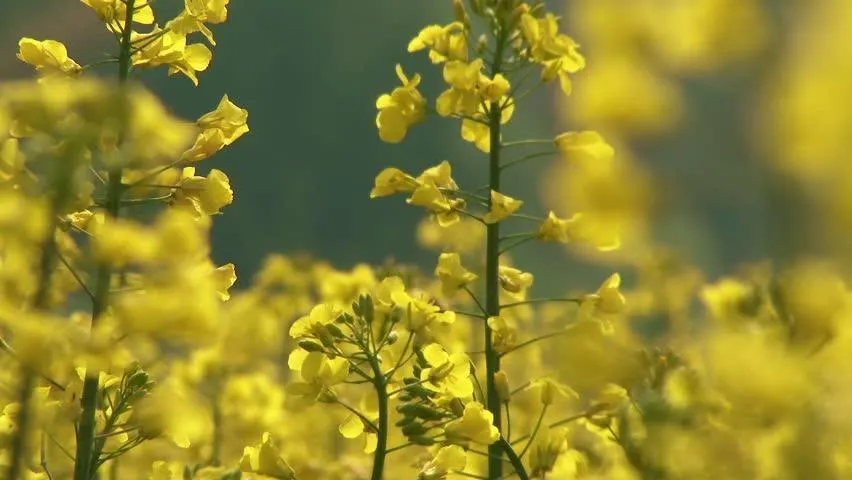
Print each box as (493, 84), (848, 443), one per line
(2, 1), (852, 480)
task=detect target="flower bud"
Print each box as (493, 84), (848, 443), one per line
(476, 34), (488, 56)
(509, 3), (530, 29)
(449, 398), (465, 417)
(297, 340), (325, 353)
(494, 370), (511, 403)
(316, 326), (336, 348)
(385, 330), (400, 345)
(453, 0), (471, 29)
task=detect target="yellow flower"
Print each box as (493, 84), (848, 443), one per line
(240, 432), (296, 480)
(536, 211), (570, 243)
(132, 29), (212, 85)
(479, 73), (510, 102)
(196, 94), (250, 145)
(133, 380), (209, 448)
(287, 350), (349, 399)
(460, 101), (514, 152)
(483, 190), (523, 224)
(16, 38), (81, 77)
(132, 29), (188, 67)
(211, 263), (237, 301)
(338, 393), (379, 453)
(420, 343), (473, 402)
(371, 276), (406, 314)
(580, 274), (626, 334)
(91, 218), (159, 267)
(444, 401), (500, 445)
(435, 253), (478, 296)
(167, 43), (214, 86)
(555, 131), (615, 163)
(529, 427), (570, 477)
(418, 445), (467, 479)
(167, 0), (232, 45)
(289, 303), (339, 338)
(416, 160), (459, 191)
(82, 0), (155, 25)
(700, 277), (757, 323)
(563, 212), (622, 251)
(407, 183), (462, 227)
(408, 22), (468, 63)
(173, 167), (234, 216)
(370, 167), (419, 198)
(487, 315), (517, 354)
(376, 64), (427, 143)
(417, 216), (485, 254)
(436, 59), (484, 117)
(528, 377), (579, 406)
(392, 289), (455, 333)
(182, 128), (227, 162)
(520, 12), (586, 95)
(498, 265), (534, 299)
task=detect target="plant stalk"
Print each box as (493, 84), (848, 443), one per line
(73, 4), (134, 479)
(369, 356), (388, 480)
(484, 20), (508, 480)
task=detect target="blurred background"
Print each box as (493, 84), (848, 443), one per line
(0, 0), (831, 296)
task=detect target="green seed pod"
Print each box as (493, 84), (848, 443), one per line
(316, 326), (336, 348)
(325, 322), (346, 339)
(402, 421), (428, 437)
(395, 416), (416, 428)
(449, 398), (465, 418)
(297, 340), (325, 353)
(409, 435), (436, 446)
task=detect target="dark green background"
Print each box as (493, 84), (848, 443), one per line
(0, 1), (808, 294)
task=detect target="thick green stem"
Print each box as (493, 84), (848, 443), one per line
(369, 357), (388, 480)
(7, 143), (76, 480)
(74, 4), (133, 479)
(485, 22), (508, 480)
(8, 260), (57, 479)
(498, 439), (529, 480)
(7, 371), (35, 480)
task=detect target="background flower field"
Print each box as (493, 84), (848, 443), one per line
(0, 1), (851, 479)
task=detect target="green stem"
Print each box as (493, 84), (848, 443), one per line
(384, 443), (414, 455)
(7, 372), (35, 480)
(510, 412), (589, 445)
(485, 19), (508, 480)
(501, 298), (580, 309)
(7, 140), (76, 480)
(518, 406), (547, 458)
(500, 151), (556, 171)
(209, 380), (222, 466)
(500, 139), (553, 148)
(497, 235), (535, 255)
(74, 5), (134, 479)
(369, 356), (388, 480)
(498, 438), (529, 480)
(335, 399), (378, 433)
(499, 328), (579, 358)
(504, 403), (512, 442)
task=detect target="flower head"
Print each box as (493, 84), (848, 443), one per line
(376, 64), (427, 143)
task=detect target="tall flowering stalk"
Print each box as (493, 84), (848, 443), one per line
(6, 1), (248, 479)
(73, 4), (136, 478)
(370, 1), (624, 478)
